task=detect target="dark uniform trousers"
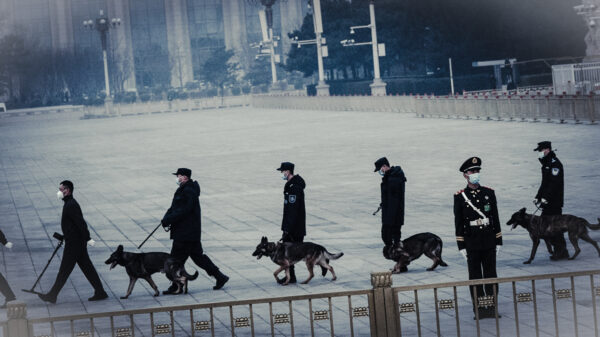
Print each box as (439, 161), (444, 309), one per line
(282, 233), (304, 275)
(47, 242), (103, 297)
(170, 241), (219, 277)
(0, 273), (15, 302)
(467, 248), (498, 303)
(542, 206), (568, 257)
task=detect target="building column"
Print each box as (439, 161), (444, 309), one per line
(164, 0), (194, 88)
(279, 0), (303, 63)
(107, 0), (137, 91)
(49, 0), (74, 53)
(223, 0), (251, 69)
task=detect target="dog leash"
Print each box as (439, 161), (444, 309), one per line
(529, 200), (542, 227)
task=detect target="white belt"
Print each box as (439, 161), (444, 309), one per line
(470, 218), (490, 226)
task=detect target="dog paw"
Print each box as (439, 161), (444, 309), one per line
(568, 257), (575, 260)
(523, 260), (531, 264)
(120, 296), (129, 299)
(301, 281), (308, 284)
(331, 277), (337, 281)
(426, 268), (434, 271)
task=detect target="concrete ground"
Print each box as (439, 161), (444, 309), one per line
(0, 107), (599, 336)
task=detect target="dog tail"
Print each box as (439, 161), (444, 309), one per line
(587, 219), (600, 230)
(325, 251), (344, 260)
(184, 269), (199, 280)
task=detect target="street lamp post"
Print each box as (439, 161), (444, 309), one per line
(341, 0), (386, 96)
(83, 10), (121, 108)
(261, 0), (279, 87)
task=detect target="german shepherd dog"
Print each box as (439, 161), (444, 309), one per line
(383, 233), (448, 273)
(105, 245), (198, 299)
(252, 237), (344, 285)
(507, 208), (600, 264)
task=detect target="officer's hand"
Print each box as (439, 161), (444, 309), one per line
(459, 249), (467, 260)
(5, 242), (13, 249)
(87, 239), (95, 247)
(496, 245), (501, 255)
(533, 198), (540, 206)
(541, 198), (548, 205)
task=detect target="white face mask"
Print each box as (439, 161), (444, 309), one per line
(176, 177), (181, 186)
(538, 151), (546, 159)
(281, 173), (288, 181)
(56, 190), (64, 200)
(378, 169), (385, 176)
(468, 172), (481, 185)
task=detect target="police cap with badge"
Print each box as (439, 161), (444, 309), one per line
(533, 141), (551, 152)
(276, 162), (295, 173)
(459, 156), (481, 173)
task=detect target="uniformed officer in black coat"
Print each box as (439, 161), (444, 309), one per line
(162, 168), (229, 293)
(38, 180), (108, 304)
(454, 157), (502, 319)
(0, 229), (16, 308)
(374, 157), (407, 248)
(534, 141), (568, 260)
(276, 162), (306, 284)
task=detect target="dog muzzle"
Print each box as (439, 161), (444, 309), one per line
(109, 261), (118, 270)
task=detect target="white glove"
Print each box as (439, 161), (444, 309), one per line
(87, 239), (96, 247)
(496, 246), (501, 254)
(5, 242), (12, 249)
(541, 198), (548, 205)
(459, 249), (467, 260)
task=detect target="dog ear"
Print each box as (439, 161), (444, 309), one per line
(117, 245), (123, 252)
(261, 236), (267, 243)
(519, 207), (526, 214)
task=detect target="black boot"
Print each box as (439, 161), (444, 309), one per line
(163, 283), (179, 295)
(88, 290), (108, 301)
(288, 266), (297, 284)
(38, 293), (57, 304)
(213, 270), (229, 290)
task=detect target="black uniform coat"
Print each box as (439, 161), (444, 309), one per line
(162, 180), (202, 242)
(454, 185), (502, 251)
(0, 230), (7, 246)
(381, 166), (407, 227)
(61, 195), (91, 243)
(281, 175), (306, 238)
(536, 151), (564, 209)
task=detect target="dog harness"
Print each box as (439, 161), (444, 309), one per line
(461, 192), (490, 226)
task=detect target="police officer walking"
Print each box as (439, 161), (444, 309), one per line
(0, 229), (16, 308)
(534, 141), (568, 260)
(276, 162), (306, 284)
(161, 168), (229, 293)
(374, 157), (407, 249)
(454, 157), (502, 319)
(39, 180), (108, 304)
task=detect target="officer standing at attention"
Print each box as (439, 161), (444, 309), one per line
(39, 180), (108, 304)
(454, 157), (502, 319)
(162, 168), (229, 293)
(0, 229), (16, 308)
(374, 157), (407, 248)
(276, 162), (306, 284)
(533, 141), (568, 260)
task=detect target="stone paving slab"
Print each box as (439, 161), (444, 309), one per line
(0, 107), (599, 336)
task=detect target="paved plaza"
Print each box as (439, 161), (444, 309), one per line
(0, 107), (599, 336)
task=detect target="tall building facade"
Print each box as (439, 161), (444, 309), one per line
(2, 0), (305, 91)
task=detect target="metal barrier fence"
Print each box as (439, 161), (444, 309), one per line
(82, 96), (252, 118)
(251, 93), (599, 124)
(2, 269), (599, 337)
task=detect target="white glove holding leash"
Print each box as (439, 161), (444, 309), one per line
(496, 245), (501, 254)
(5, 242), (13, 249)
(459, 249), (467, 260)
(87, 239), (95, 247)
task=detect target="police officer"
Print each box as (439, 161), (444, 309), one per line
(39, 180), (108, 304)
(374, 157), (407, 248)
(0, 229), (16, 308)
(161, 168), (229, 293)
(454, 157), (502, 319)
(533, 141), (568, 260)
(276, 162), (306, 284)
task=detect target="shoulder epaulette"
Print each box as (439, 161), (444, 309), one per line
(455, 189), (464, 195)
(482, 186), (494, 191)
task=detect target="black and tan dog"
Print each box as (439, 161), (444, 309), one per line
(383, 232), (448, 273)
(105, 245), (198, 299)
(507, 208), (600, 264)
(252, 236), (343, 285)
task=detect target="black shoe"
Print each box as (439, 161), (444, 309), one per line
(38, 293), (57, 304)
(88, 291), (108, 301)
(162, 284), (180, 295)
(276, 275), (297, 284)
(399, 266), (408, 273)
(213, 272), (229, 290)
(550, 253), (569, 261)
